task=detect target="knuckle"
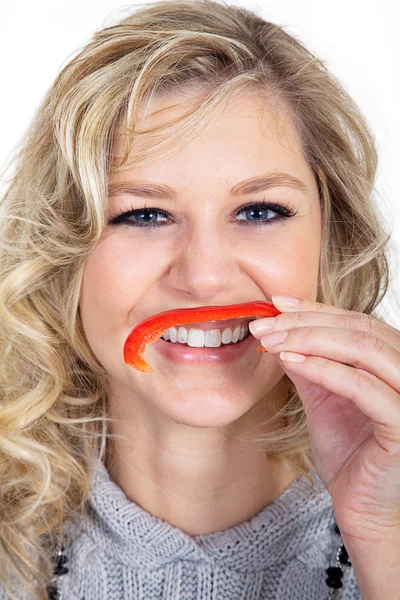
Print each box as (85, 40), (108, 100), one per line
(353, 369), (376, 398)
(291, 322), (314, 344)
(356, 312), (375, 334)
(314, 357), (331, 386)
(363, 313), (375, 335)
(353, 329), (384, 353)
(302, 326), (315, 343)
(343, 313), (357, 331)
(293, 311), (304, 327)
(314, 302), (325, 314)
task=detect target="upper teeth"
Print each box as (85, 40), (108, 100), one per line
(161, 323), (250, 347)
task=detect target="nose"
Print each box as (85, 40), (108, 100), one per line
(167, 224), (242, 301)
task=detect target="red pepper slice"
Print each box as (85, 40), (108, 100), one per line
(124, 300), (280, 372)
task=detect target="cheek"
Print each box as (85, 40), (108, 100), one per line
(277, 228), (321, 296)
(79, 234), (161, 333)
(251, 226), (321, 297)
(78, 233), (169, 371)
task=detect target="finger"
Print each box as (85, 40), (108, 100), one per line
(250, 302), (399, 352)
(260, 326), (400, 395)
(277, 353), (400, 450)
(272, 295), (351, 314)
(272, 296), (389, 328)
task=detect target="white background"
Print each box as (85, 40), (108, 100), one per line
(1, 1), (398, 326)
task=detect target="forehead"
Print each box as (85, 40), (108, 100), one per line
(111, 88), (305, 164)
(108, 89), (320, 205)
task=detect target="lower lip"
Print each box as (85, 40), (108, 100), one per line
(152, 333), (259, 366)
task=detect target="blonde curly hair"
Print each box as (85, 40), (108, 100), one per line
(0, 0), (393, 598)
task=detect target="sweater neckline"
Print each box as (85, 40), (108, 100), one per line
(66, 458), (333, 573)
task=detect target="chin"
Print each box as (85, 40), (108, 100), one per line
(160, 392), (258, 429)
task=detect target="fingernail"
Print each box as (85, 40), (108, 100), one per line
(280, 351), (307, 363)
(272, 295), (300, 308)
(261, 330), (289, 347)
(249, 317), (276, 335)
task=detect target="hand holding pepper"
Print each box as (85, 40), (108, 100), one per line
(249, 294), (400, 598)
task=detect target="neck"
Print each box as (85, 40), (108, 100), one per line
(104, 429), (298, 537)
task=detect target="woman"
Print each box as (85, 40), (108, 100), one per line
(0, 0), (399, 598)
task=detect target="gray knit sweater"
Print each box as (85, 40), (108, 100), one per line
(1, 459), (362, 599)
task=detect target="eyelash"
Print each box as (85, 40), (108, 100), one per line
(108, 198), (298, 229)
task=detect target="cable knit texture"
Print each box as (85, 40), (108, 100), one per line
(0, 458), (362, 599)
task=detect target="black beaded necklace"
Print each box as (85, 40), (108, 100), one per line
(327, 522), (353, 598)
(46, 519), (352, 599)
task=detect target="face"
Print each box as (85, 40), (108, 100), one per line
(79, 90), (321, 430)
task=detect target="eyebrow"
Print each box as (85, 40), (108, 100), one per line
(107, 172), (308, 201)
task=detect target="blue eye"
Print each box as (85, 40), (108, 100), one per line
(114, 207), (168, 226)
(108, 199), (297, 228)
(235, 201), (296, 226)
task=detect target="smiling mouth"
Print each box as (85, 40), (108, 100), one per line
(160, 320), (252, 348)
(123, 300), (276, 372)
(162, 332), (251, 346)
